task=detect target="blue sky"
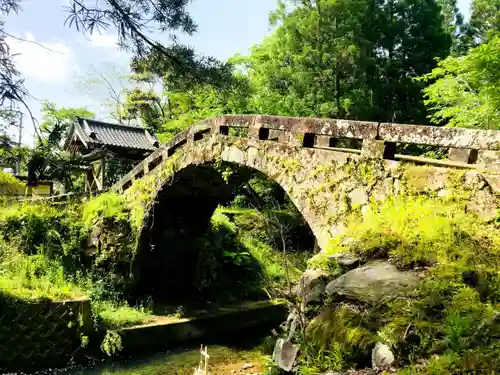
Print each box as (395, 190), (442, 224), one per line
(5, 0), (471, 146)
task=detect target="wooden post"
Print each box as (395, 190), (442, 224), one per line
(200, 345), (209, 375)
(204, 346), (208, 375)
(99, 157), (106, 191)
(85, 169), (93, 192)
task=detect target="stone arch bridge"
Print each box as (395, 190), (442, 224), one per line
(110, 115), (499, 267)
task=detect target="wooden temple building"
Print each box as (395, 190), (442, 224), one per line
(63, 117), (159, 192)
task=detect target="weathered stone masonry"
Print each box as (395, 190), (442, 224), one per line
(112, 115), (500, 252)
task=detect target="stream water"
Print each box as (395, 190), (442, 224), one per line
(33, 327), (275, 375)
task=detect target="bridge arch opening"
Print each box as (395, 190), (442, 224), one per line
(132, 161), (317, 308)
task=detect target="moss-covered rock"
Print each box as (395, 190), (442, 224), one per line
(325, 261), (418, 304)
(288, 190), (500, 374)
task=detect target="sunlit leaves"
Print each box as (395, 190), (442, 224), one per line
(421, 34), (500, 129)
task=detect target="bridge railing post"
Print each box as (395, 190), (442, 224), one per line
(361, 139), (396, 159)
(248, 123), (260, 139)
(477, 150), (500, 170)
(315, 135), (330, 148)
(448, 148), (478, 164)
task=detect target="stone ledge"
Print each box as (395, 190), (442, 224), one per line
(117, 300), (287, 357)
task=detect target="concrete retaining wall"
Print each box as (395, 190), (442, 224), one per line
(0, 297), (92, 373)
(118, 300), (287, 356)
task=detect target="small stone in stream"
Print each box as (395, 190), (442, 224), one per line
(371, 342), (395, 369)
(242, 363), (253, 370)
(273, 338), (300, 372)
(231, 370), (236, 374)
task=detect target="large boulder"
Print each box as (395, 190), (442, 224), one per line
(328, 252), (361, 270)
(467, 188), (498, 221)
(295, 269), (331, 303)
(325, 261), (417, 304)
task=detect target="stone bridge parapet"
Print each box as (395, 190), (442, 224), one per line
(112, 115), (500, 193)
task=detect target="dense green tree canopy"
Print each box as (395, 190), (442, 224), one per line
(420, 34), (500, 129)
(235, 0), (451, 124)
(468, 0), (500, 43)
(436, 0), (465, 54)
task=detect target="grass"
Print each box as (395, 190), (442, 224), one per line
(93, 301), (155, 329)
(82, 193), (127, 227)
(0, 252), (84, 301)
(304, 194), (500, 374)
(0, 170), (25, 196)
(313, 195), (500, 270)
(0, 274), (83, 301)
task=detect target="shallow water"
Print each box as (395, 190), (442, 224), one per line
(67, 346), (265, 375)
(42, 328), (274, 375)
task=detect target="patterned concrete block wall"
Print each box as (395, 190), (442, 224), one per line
(0, 297), (92, 373)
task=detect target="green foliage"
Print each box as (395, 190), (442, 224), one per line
(122, 88), (167, 133)
(436, 0), (466, 55)
(306, 194), (500, 373)
(27, 101), (96, 192)
(100, 330), (122, 357)
(155, 77), (251, 142)
(0, 253), (83, 301)
(92, 300), (154, 329)
(421, 34), (500, 129)
(0, 203), (86, 259)
(301, 306), (376, 373)
(39, 101), (95, 146)
(325, 196), (500, 269)
(237, 0), (450, 124)
(81, 193), (137, 292)
(125, 173), (162, 232)
(82, 192), (127, 227)
(468, 0), (500, 44)
(0, 170), (23, 195)
(0, 202), (87, 300)
(0, 199), (153, 330)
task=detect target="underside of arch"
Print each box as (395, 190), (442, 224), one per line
(133, 163), (232, 300)
(131, 158), (317, 304)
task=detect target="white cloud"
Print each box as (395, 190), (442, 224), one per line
(84, 31), (130, 59)
(6, 32), (77, 84)
(88, 31), (118, 49)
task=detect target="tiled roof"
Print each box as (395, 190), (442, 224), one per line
(68, 118), (159, 152)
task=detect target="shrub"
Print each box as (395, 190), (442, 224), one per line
(0, 203), (86, 263)
(323, 196), (500, 270)
(0, 170), (24, 196)
(82, 192), (127, 227)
